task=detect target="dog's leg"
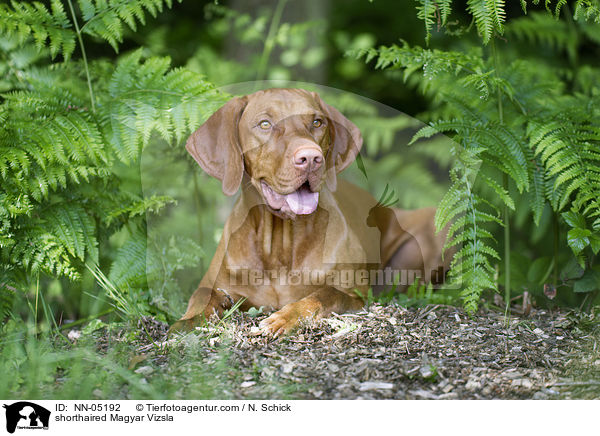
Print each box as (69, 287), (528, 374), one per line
(258, 287), (364, 336)
(169, 287), (233, 333)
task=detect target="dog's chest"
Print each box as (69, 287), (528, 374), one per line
(260, 211), (327, 270)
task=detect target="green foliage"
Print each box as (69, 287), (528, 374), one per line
(0, 0), (75, 59)
(3, 0), (599, 326)
(416, 0), (452, 44)
(0, 0), (182, 59)
(102, 48), (225, 162)
(353, 1), (600, 311)
(574, 0), (600, 23)
(413, 0), (506, 44)
(1, 0), (598, 400)
(78, 0), (182, 51)
(0, 0), (223, 321)
(467, 0), (506, 44)
(433, 148), (500, 312)
(508, 12), (578, 61)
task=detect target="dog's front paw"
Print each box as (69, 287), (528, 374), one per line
(257, 307), (301, 337)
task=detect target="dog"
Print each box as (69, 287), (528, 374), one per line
(171, 88), (450, 336)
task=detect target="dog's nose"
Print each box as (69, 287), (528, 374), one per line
(293, 146), (323, 171)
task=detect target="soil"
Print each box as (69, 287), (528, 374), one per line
(134, 304), (599, 399)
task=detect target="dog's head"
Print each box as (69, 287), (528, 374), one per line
(186, 88), (363, 219)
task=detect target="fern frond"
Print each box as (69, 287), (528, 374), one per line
(349, 42), (484, 82)
(0, 265), (21, 319)
(109, 231), (147, 289)
(8, 227), (79, 280)
(467, 0), (506, 44)
(480, 173), (515, 210)
(416, 0), (437, 44)
(416, 0), (453, 43)
(507, 12), (577, 60)
(433, 147), (499, 312)
(101, 49), (225, 162)
(108, 231), (202, 292)
(78, 0), (182, 51)
(527, 99), (600, 258)
(574, 0), (600, 23)
(413, 117), (530, 192)
(0, 0), (76, 59)
(106, 194), (176, 225)
(529, 153), (547, 225)
(43, 203), (98, 263)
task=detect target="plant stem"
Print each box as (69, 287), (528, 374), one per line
(491, 37), (510, 305)
(58, 308), (115, 330)
(503, 173), (510, 304)
(553, 211), (559, 287)
(66, 0), (96, 112)
(256, 0), (288, 82)
(35, 272), (39, 332)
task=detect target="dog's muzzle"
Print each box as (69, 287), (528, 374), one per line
(261, 181), (319, 215)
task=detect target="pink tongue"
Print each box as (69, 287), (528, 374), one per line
(285, 186), (319, 215)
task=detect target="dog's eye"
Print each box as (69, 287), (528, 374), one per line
(259, 120), (272, 130)
(312, 119), (323, 128)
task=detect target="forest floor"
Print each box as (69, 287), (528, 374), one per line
(94, 303), (600, 400)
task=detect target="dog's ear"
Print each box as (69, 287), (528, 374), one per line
(186, 96), (248, 196)
(313, 92), (363, 192)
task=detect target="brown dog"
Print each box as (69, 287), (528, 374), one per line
(171, 88), (450, 335)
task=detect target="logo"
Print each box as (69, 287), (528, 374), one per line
(2, 402), (50, 434)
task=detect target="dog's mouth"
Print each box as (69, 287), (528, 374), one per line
(260, 180), (319, 216)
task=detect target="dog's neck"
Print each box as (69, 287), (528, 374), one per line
(238, 178), (323, 260)
(260, 207), (292, 256)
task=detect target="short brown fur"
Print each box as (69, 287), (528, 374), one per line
(171, 89), (450, 336)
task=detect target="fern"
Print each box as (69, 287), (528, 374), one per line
(416, 0), (453, 43)
(520, 0), (600, 22)
(353, 1), (600, 310)
(107, 231), (203, 317)
(0, 0), (182, 60)
(467, 0), (506, 44)
(574, 0), (600, 23)
(528, 101), (600, 229)
(106, 194), (176, 225)
(507, 12), (578, 61)
(0, 265), (20, 318)
(434, 147), (500, 312)
(0, 0), (76, 59)
(78, 0), (182, 51)
(0, 0), (223, 302)
(44, 203), (99, 263)
(109, 231), (148, 289)
(102, 49), (226, 162)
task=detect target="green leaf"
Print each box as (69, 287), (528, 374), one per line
(82, 319), (107, 334)
(246, 306), (265, 317)
(590, 234), (600, 254)
(481, 174), (515, 210)
(567, 227), (592, 254)
(562, 211), (587, 229)
(573, 268), (600, 293)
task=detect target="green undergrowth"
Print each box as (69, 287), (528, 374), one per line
(357, 283), (462, 309)
(0, 318), (304, 400)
